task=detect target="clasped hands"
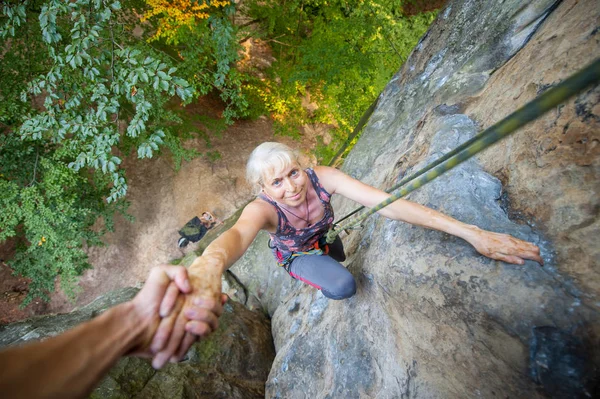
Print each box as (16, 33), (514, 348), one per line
(127, 265), (225, 369)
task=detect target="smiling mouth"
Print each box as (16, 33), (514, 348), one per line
(287, 191), (303, 200)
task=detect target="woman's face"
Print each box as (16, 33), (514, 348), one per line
(261, 162), (308, 207)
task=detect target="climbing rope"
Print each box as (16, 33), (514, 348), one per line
(326, 58), (600, 244)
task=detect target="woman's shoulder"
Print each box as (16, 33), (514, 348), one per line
(312, 165), (341, 194)
(242, 198), (278, 232)
(246, 197), (276, 213)
(313, 165), (344, 176)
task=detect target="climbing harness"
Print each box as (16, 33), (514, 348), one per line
(271, 237), (330, 269)
(326, 58), (600, 244)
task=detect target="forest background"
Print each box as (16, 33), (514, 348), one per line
(0, 0), (440, 306)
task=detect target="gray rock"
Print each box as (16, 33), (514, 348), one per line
(225, 0), (600, 398)
(0, 288), (140, 347)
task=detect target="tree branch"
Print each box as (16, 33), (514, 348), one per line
(366, 3), (402, 59)
(109, 23), (115, 81)
(238, 18), (264, 28)
(28, 149), (39, 186)
(267, 39), (293, 47)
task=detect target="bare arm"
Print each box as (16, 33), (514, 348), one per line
(0, 302), (145, 399)
(315, 166), (543, 265)
(190, 201), (270, 277)
(0, 266), (193, 399)
(150, 200), (273, 368)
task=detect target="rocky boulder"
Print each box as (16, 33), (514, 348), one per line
(225, 0), (599, 397)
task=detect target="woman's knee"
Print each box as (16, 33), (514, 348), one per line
(323, 274), (356, 300)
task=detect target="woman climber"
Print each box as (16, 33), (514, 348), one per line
(150, 141), (543, 368)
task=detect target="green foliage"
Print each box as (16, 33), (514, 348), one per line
(143, 2), (249, 123)
(0, 0), (196, 304)
(243, 0), (437, 162)
(12, 0), (195, 202)
(163, 133), (201, 172)
(0, 132), (126, 304)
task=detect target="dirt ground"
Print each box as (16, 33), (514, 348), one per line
(0, 262), (48, 324)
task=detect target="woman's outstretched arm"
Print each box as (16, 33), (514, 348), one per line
(150, 200), (273, 369)
(315, 166), (543, 265)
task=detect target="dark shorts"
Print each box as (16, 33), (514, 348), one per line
(287, 236), (356, 300)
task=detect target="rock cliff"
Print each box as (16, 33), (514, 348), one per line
(227, 0), (599, 397)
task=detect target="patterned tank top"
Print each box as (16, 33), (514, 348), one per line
(258, 168), (335, 264)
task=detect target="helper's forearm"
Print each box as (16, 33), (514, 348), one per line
(0, 302), (147, 399)
(380, 198), (479, 243)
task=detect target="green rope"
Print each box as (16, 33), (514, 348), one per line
(326, 58), (600, 244)
(334, 113), (509, 225)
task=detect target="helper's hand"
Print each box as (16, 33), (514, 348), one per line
(127, 265), (192, 357)
(468, 227), (544, 265)
(149, 270), (226, 369)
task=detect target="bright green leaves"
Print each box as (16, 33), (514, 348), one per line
(152, 11), (247, 124)
(0, 146), (102, 305)
(39, 0), (67, 44)
(17, 1), (194, 204)
(137, 129), (165, 159)
(210, 17), (234, 87)
(244, 0), (438, 162)
(107, 174), (128, 204)
(209, 16), (249, 120)
(0, 1), (28, 38)
(10, 181), (93, 304)
(0, 0), (197, 304)
(0, 179), (22, 242)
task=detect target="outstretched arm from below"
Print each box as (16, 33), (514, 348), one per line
(0, 265), (192, 399)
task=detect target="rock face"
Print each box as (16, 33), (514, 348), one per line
(0, 288), (275, 399)
(226, 0), (599, 397)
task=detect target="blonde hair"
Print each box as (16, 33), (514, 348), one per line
(246, 142), (300, 192)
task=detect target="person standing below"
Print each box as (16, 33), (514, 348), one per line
(200, 211), (223, 230)
(177, 212), (223, 248)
